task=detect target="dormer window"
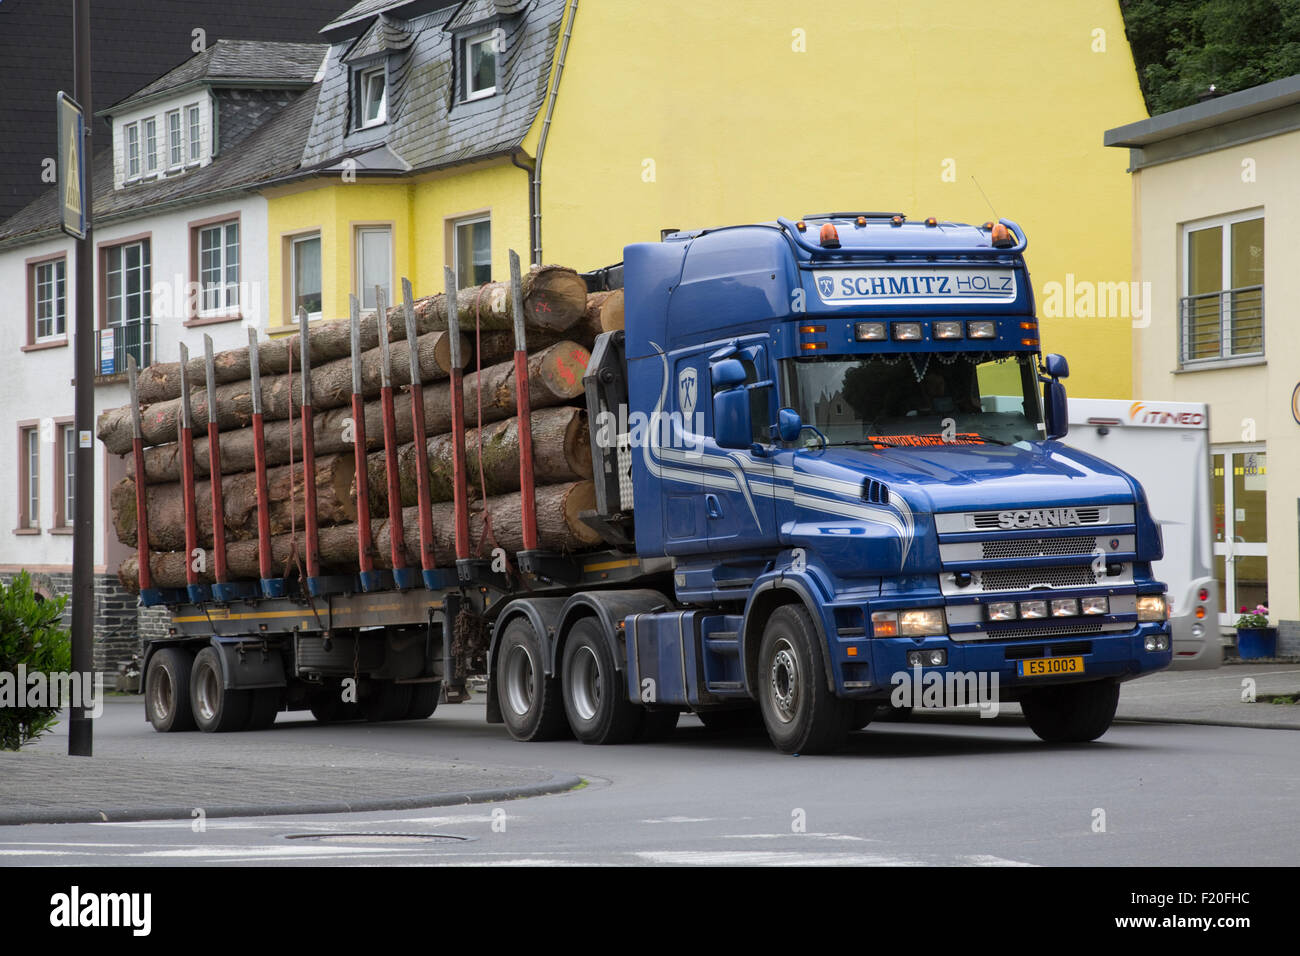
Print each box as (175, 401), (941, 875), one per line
(125, 123), (141, 180)
(187, 104), (202, 163)
(143, 118), (158, 175)
(167, 110), (184, 169)
(463, 32), (497, 101)
(354, 65), (387, 129)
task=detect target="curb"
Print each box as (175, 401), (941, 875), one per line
(902, 709), (1300, 732)
(0, 771), (584, 827)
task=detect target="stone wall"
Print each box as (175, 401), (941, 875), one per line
(1, 569), (145, 677)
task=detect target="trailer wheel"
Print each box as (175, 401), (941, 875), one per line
(190, 647), (251, 733)
(245, 688), (284, 731)
(757, 605), (853, 754)
(308, 682), (361, 723)
(496, 617), (568, 741)
(145, 647), (196, 733)
(1020, 680), (1120, 743)
(404, 682), (440, 720)
(362, 681), (413, 722)
(562, 618), (641, 745)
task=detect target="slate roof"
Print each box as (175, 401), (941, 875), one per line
(344, 15), (416, 64)
(302, 0), (564, 173)
(107, 40), (328, 114)
(0, 84), (321, 250)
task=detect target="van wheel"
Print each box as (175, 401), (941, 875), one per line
(1021, 680), (1120, 742)
(190, 647), (251, 733)
(496, 617), (569, 741)
(757, 604), (852, 754)
(562, 618), (640, 745)
(405, 682), (441, 720)
(145, 647), (196, 732)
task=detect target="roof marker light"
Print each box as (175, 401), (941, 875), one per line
(891, 215), (904, 227)
(981, 221), (994, 231)
(925, 217), (938, 227)
(856, 216), (867, 227)
(819, 223), (841, 248)
(796, 221), (807, 232)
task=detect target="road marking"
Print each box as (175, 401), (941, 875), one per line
(636, 850), (926, 866)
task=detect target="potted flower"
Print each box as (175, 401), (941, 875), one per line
(1234, 605), (1277, 659)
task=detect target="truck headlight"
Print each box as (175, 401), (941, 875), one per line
(1137, 595), (1168, 622)
(899, 608), (946, 636)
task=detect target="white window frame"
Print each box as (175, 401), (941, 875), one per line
(60, 423), (75, 528)
(22, 426), (39, 530)
(198, 221), (240, 316)
(105, 239), (152, 328)
(463, 31), (498, 101)
(1181, 209), (1264, 366)
(354, 225), (393, 313)
(354, 65), (388, 129)
(290, 232), (323, 321)
(452, 214), (491, 289)
(143, 117), (158, 175)
(166, 109), (183, 169)
(34, 258), (67, 342)
(125, 122), (141, 180)
(187, 103), (202, 164)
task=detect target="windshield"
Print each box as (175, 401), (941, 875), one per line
(781, 351), (1044, 447)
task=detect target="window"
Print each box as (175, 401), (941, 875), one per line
(291, 233), (322, 319)
(453, 215), (491, 288)
(18, 424), (39, 530)
(143, 118), (158, 175)
(167, 110), (183, 168)
(463, 32), (498, 100)
(1181, 213), (1264, 365)
(55, 422), (75, 529)
(1212, 447), (1268, 628)
(103, 238), (153, 372)
(196, 221), (240, 315)
(353, 65), (387, 129)
(31, 257), (67, 342)
(355, 226), (392, 311)
(187, 104), (201, 163)
(125, 122), (140, 179)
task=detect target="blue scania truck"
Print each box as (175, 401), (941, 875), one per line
(144, 212), (1171, 754)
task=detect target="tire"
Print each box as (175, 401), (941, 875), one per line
(850, 700), (878, 731)
(1020, 680), (1121, 743)
(404, 682), (441, 720)
(145, 647), (196, 733)
(495, 617), (569, 741)
(190, 647), (251, 733)
(756, 604), (853, 754)
(308, 682), (362, 723)
(637, 708), (680, 742)
(697, 707), (764, 732)
(245, 688), (284, 731)
(361, 681), (413, 722)
(561, 617), (641, 745)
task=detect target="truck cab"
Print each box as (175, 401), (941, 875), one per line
(580, 213), (1172, 752)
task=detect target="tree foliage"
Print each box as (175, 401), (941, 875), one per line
(0, 572), (72, 750)
(1121, 0), (1300, 113)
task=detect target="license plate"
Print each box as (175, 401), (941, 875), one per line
(1018, 655), (1084, 678)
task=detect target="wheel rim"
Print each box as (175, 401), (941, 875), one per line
(502, 643), (536, 718)
(195, 662), (221, 723)
(569, 645), (601, 722)
(149, 666), (173, 722)
(768, 639), (800, 724)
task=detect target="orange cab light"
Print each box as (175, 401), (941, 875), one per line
(800, 342), (827, 351)
(856, 216), (867, 226)
(925, 217), (938, 227)
(795, 220), (807, 232)
(991, 222), (1014, 247)
(981, 221), (994, 231)
(1020, 321), (1038, 330)
(846, 646), (858, 657)
(1021, 338), (1039, 346)
(799, 325), (826, 334)
(874, 620), (898, 637)
(819, 223), (841, 248)
(891, 215), (904, 227)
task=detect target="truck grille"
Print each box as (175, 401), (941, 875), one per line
(981, 620), (1108, 641)
(981, 536), (1098, 560)
(980, 566), (1098, 591)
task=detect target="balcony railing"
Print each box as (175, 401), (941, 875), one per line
(95, 322), (156, 376)
(1179, 285), (1263, 366)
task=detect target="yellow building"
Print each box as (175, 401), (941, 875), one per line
(263, 0), (1146, 398)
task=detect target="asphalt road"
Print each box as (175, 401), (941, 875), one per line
(4, 695), (1298, 866)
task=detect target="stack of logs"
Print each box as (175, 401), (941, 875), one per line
(101, 268), (628, 591)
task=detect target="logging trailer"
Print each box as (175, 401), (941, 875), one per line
(138, 214), (1173, 753)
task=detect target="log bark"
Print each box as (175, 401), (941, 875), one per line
(133, 341), (591, 483)
(118, 480), (601, 590)
(131, 265), (587, 403)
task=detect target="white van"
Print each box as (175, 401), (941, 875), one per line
(1065, 398), (1223, 668)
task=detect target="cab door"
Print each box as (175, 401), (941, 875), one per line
(704, 342), (777, 553)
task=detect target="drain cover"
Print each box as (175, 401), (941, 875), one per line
(285, 832), (471, 845)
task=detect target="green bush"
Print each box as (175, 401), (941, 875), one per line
(0, 572), (72, 750)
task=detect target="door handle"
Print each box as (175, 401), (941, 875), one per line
(705, 494), (722, 519)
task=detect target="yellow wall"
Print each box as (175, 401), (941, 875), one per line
(537, 0), (1147, 398)
(264, 161), (530, 331)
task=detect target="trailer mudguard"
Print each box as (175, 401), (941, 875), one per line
(553, 589), (675, 675)
(211, 636), (287, 691)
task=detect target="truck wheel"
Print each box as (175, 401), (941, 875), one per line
(496, 617), (568, 741)
(697, 707), (763, 732)
(757, 605), (853, 754)
(1020, 680), (1121, 743)
(145, 647), (196, 733)
(404, 682), (441, 720)
(190, 647), (251, 733)
(245, 688), (284, 731)
(562, 617), (641, 745)
(637, 708), (680, 742)
(308, 682), (361, 723)
(362, 681), (413, 722)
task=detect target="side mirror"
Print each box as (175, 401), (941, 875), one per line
(1044, 353), (1070, 379)
(714, 388), (752, 449)
(1043, 379), (1069, 439)
(777, 407), (802, 443)
(710, 358), (747, 390)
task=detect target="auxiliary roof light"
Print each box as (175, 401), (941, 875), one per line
(967, 320), (996, 339)
(855, 322), (887, 341)
(991, 222), (1014, 248)
(933, 320), (963, 339)
(892, 322), (922, 341)
(819, 223), (841, 248)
